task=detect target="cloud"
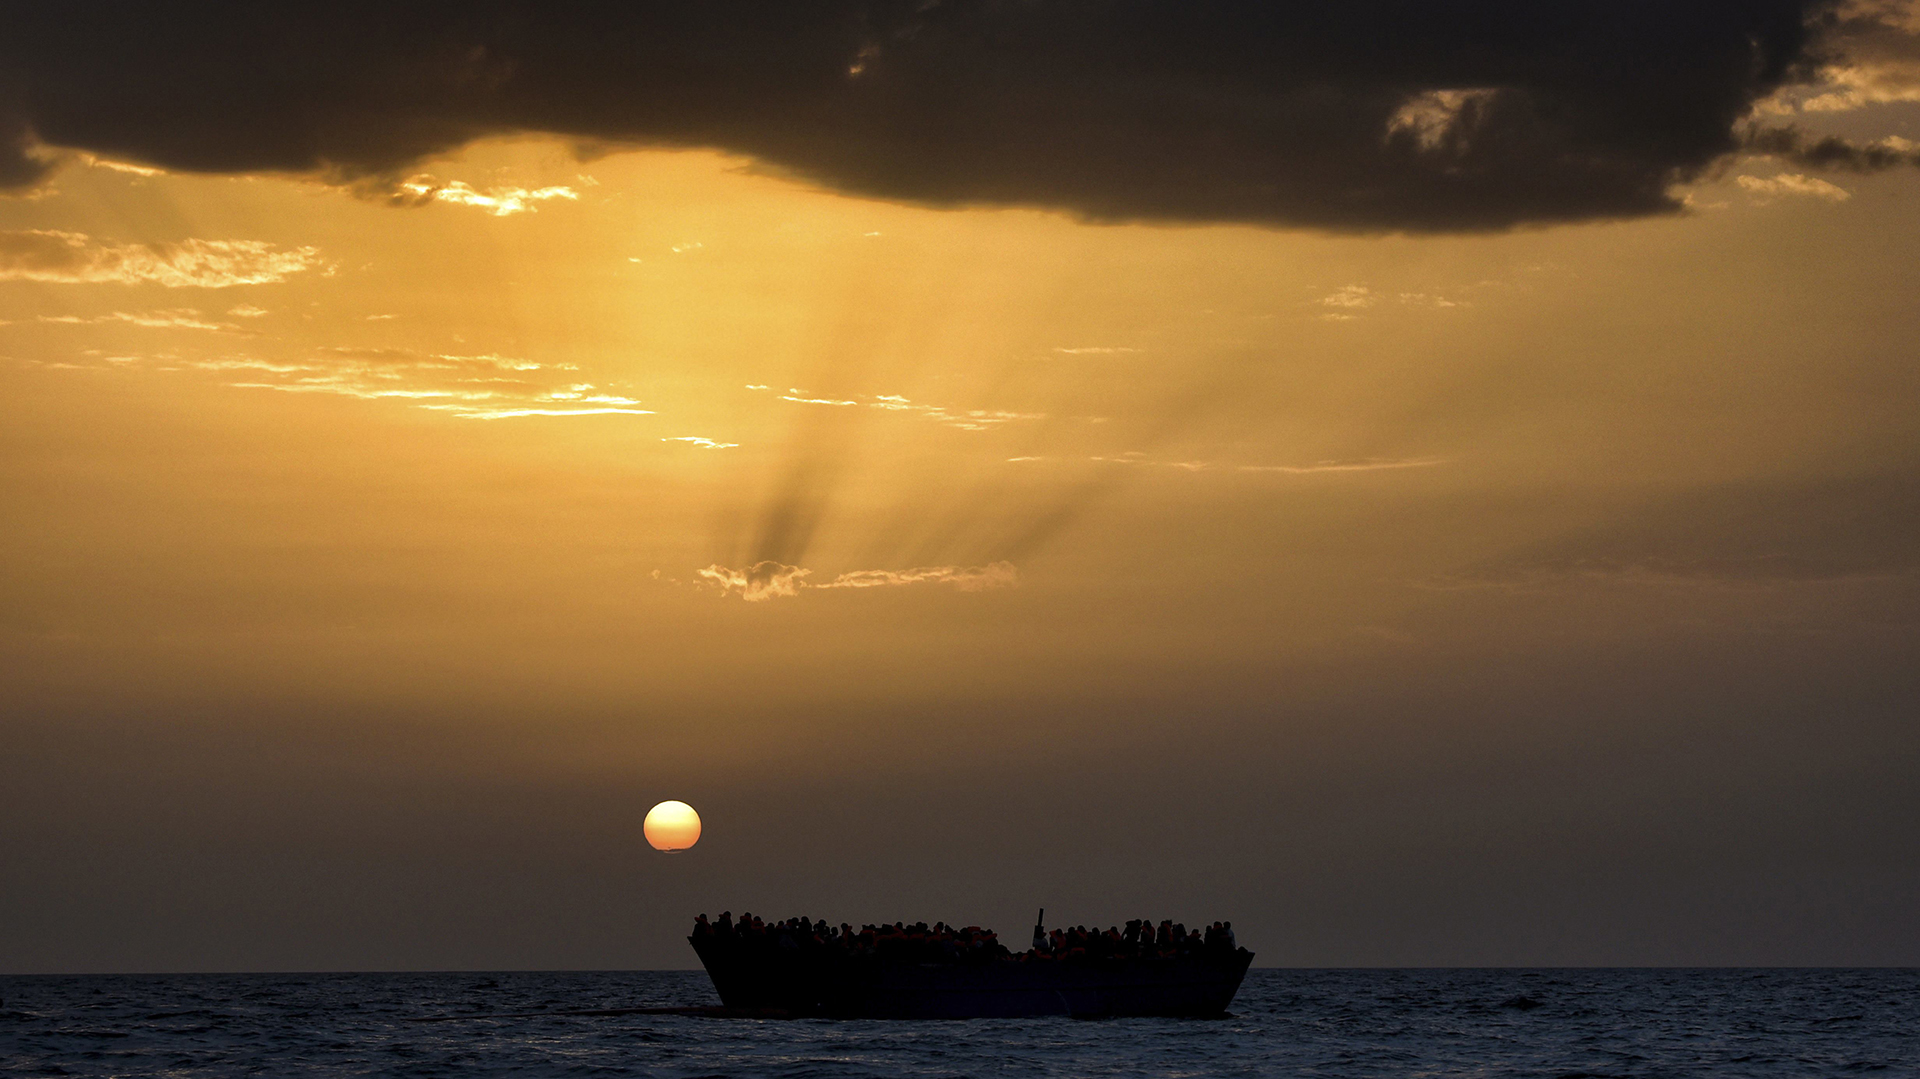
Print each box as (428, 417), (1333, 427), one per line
(862, 394), (1046, 432)
(73, 342), (655, 421)
(758, 384), (1044, 431)
(383, 176), (579, 215)
(698, 560), (1017, 601)
(1803, 63), (1920, 109)
(453, 406), (652, 419)
(0, 229), (323, 287)
(1236, 457), (1448, 474)
(266, 352), (650, 418)
(1321, 285), (1377, 309)
(1314, 285), (1460, 317)
(1017, 454), (1446, 474)
(1384, 89), (1501, 151)
(1760, 0), (1920, 112)
(74, 152), (164, 176)
(1736, 172), (1854, 200)
(0, 110), (55, 188)
(816, 562), (1018, 592)
(0, 2), (1840, 231)
(36, 308), (246, 332)
(697, 561), (811, 602)
(778, 391), (859, 407)
(662, 436), (738, 449)
(312, 346), (550, 373)
(1743, 125), (1920, 170)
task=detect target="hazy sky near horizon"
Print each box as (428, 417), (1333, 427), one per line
(3, 1), (1920, 972)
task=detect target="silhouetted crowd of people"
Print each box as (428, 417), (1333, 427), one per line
(691, 911), (1241, 964)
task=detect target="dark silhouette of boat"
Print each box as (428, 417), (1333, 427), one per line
(690, 909), (1253, 1019)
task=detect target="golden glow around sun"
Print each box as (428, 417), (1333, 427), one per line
(644, 800), (702, 852)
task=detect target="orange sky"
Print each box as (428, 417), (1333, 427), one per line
(3, 7), (1920, 971)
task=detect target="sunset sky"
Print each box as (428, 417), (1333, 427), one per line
(3, 1), (1919, 972)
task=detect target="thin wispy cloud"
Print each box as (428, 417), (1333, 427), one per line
(311, 346), (552, 373)
(1318, 285), (1463, 319)
(293, 359), (647, 419)
(1085, 454), (1211, 471)
(1397, 292), (1463, 309)
(817, 562), (1019, 592)
(74, 153), (163, 177)
(44, 336), (670, 423)
(779, 391), (859, 407)
(1321, 285), (1377, 309)
(662, 436), (738, 449)
(36, 308), (249, 333)
(1010, 454), (1447, 475)
(227, 373), (653, 418)
(1237, 458), (1448, 474)
(755, 384), (1044, 431)
(389, 176), (580, 216)
(1737, 173), (1853, 201)
(0, 229), (323, 287)
(695, 561), (811, 602)
(229, 381), (486, 401)
(697, 560), (1018, 601)
(544, 382), (644, 404)
(184, 358), (316, 375)
(450, 405), (653, 419)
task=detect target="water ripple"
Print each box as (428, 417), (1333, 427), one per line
(1, 969), (1915, 1078)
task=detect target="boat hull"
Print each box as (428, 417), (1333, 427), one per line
(692, 939), (1254, 1019)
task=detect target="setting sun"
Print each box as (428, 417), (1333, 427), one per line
(644, 800), (702, 853)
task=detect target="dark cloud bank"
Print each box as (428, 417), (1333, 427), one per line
(0, 0), (1864, 231)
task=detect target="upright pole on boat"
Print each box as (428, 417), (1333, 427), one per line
(1032, 908), (1048, 952)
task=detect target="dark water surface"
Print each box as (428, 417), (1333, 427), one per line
(2, 969), (1913, 1077)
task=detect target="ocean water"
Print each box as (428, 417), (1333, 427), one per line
(1, 968), (1912, 1077)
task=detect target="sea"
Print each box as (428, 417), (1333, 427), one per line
(1, 968), (1913, 1077)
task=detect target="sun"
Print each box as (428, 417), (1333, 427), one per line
(644, 800), (702, 852)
